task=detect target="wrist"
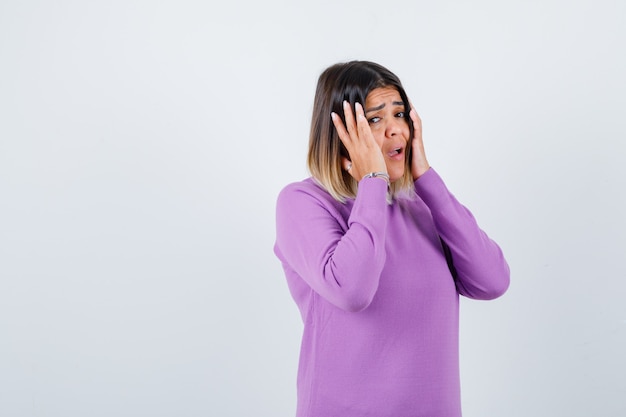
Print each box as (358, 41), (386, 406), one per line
(361, 171), (390, 187)
(412, 164), (431, 180)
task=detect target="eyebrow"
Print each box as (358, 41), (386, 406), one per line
(365, 101), (405, 113)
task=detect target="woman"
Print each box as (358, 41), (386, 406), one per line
(274, 61), (510, 417)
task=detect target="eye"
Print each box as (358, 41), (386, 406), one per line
(395, 112), (406, 118)
(368, 116), (381, 124)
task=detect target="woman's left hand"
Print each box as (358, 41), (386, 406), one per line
(409, 106), (430, 180)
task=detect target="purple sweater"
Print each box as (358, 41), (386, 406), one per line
(274, 168), (509, 417)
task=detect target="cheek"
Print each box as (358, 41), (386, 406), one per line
(402, 122), (411, 140)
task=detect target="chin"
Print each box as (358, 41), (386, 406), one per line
(389, 170), (405, 184)
(389, 174), (403, 182)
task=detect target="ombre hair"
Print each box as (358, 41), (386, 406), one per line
(307, 61), (415, 202)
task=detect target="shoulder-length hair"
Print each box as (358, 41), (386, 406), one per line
(307, 61), (415, 202)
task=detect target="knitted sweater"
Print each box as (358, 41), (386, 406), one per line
(274, 168), (510, 417)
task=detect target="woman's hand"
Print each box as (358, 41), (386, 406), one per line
(409, 106), (430, 180)
(331, 101), (386, 181)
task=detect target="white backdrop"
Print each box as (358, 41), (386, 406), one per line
(1, 0), (625, 416)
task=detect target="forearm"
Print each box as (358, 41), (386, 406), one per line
(275, 178), (389, 311)
(414, 168), (510, 299)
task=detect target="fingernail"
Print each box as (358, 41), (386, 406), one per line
(330, 112), (336, 120)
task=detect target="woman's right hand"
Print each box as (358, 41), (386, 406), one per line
(331, 101), (387, 181)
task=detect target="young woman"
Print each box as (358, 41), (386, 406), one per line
(274, 60), (510, 417)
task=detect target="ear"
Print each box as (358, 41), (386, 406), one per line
(341, 156), (352, 172)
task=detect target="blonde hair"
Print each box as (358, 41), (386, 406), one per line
(307, 61), (414, 203)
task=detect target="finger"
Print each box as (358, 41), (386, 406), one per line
(354, 102), (374, 144)
(343, 100), (358, 138)
(331, 111), (351, 146)
(409, 107), (422, 133)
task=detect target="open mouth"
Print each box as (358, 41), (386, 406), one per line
(387, 147), (404, 158)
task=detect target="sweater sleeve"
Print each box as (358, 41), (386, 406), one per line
(414, 168), (510, 300)
(274, 178), (389, 312)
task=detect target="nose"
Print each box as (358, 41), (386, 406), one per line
(385, 117), (403, 138)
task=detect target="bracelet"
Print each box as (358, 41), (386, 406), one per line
(362, 172), (390, 187)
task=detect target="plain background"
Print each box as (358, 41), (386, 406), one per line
(1, 0), (625, 416)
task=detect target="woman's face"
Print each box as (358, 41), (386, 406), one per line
(364, 87), (410, 182)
